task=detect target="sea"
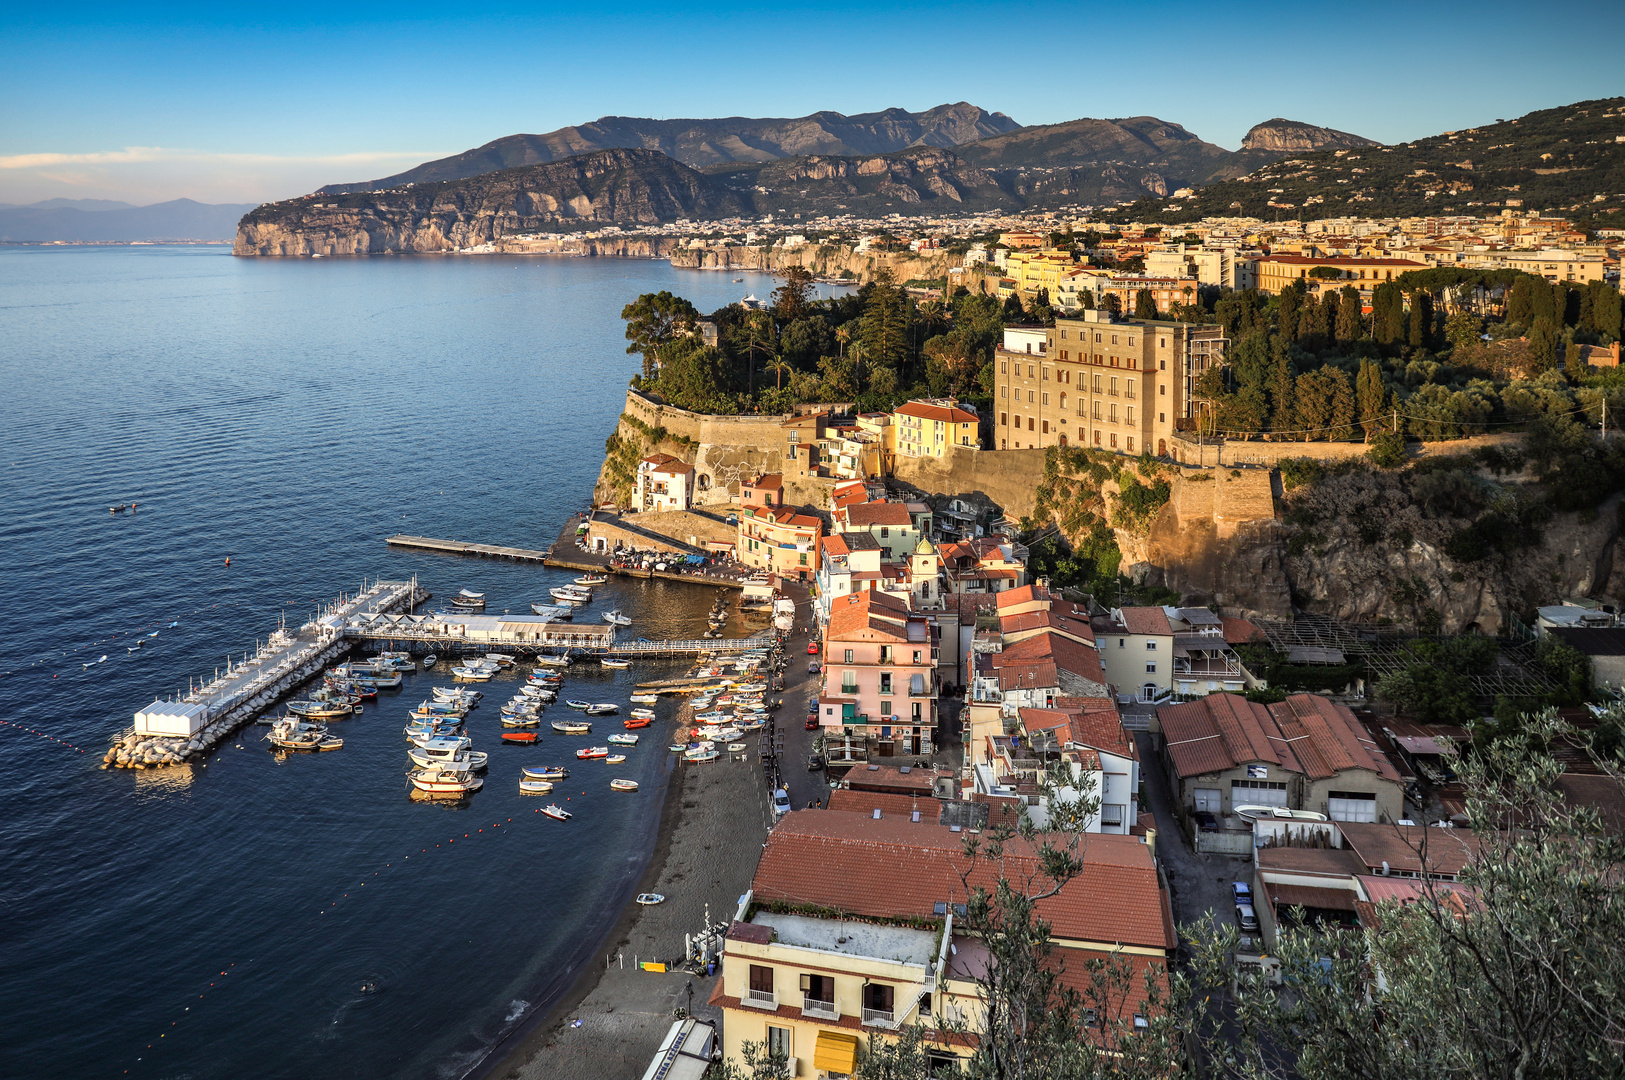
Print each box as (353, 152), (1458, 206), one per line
(0, 246), (803, 1080)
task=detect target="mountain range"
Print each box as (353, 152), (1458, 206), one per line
(0, 198), (255, 242)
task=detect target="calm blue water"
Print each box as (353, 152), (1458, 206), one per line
(0, 247), (785, 1080)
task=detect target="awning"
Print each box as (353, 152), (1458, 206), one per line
(814, 1030), (860, 1075)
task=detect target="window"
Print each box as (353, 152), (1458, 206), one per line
(880, 645), (892, 663)
(1092, 401), (1101, 420)
(802, 972), (834, 1005)
(913, 650), (922, 664)
(1109, 404), (1118, 423)
(880, 673), (893, 694)
(1126, 379), (1136, 399)
(999, 360), (1007, 374)
(841, 672), (858, 694)
(1000, 412), (1007, 426)
(1232, 779), (1288, 807)
(1093, 430), (1100, 445)
(1042, 367), (1050, 380)
(1126, 407), (1134, 424)
(1328, 790), (1378, 823)
(1041, 393), (1049, 405)
(1078, 427), (1086, 442)
(999, 385), (1006, 398)
(1110, 433), (1118, 448)
(1101, 803), (1125, 828)
(1042, 420), (1049, 434)
(1092, 373), (1102, 393)
(881, 700), (892, 716)
(1146, 661), (1157, 673)
(750, 964), (775, 994)
(1028, 417), (1035, 431)
(1027, 364), (1034, 377)
(1027, 390), (1034, 403)
(844, 649), (854, 663)
(1146, 641), (1157, 650)
(1127, 436), (1134, 452)
(880, 527), (888, 538)
(1117, 638), (1125, 649)
(766, 1025), (790, 1058)
(864, 983), (895, 1014)
(1109, 377), (1118, 396)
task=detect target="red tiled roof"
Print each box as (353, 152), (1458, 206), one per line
(1156, 693), (1280, 778)
(996, 584), (1052, 610)
(895, 400), (978, 424)
(1116, 606), (1172, 636)
(822, 534), (851, 557)
(748, 473), (784, 489)
(825, 591), (911, 642)
(1260, 255), (1427, 267)
(993, 631), (1106, 689)
(1268, 694), (1402, 783)
(844, 762), (938, 794)
(1000, 609), (1096, 643)
(751, 810), (1174, 949)
(826, 788), (934, 817)
(842, 502), (913, 528)
(1337, 822), (1480, 877)
(1221, 616), (1266, 644)
(1019, 707), (1073, 734)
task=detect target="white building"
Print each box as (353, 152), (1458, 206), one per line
(637, 453), (695, 512)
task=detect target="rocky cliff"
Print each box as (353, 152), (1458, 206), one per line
(1240, 118), (1379, 153)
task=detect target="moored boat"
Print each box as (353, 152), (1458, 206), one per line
(522, 765), (568, 780)
(602, 609), (632, 627)
(423, 654), (438, 667)
(564, 699), (591, 710)
(623, 717), (652, 730)
(574, 574), (607, 586)
(610, 779), (639, 791)
(600, 657), (632, 669)
(409, 740), (487, 771)
(551, 719), (591, 734)
(518, 779), (555, 795)
(605, 753), (627, 763)
(409, 766), (483, 794)
(629, 707), (655, 720)
(584, 703), (619, 716)
(540, 804), (572, 821)
(500, 731), (539, 744)
(608, 732), (639, 745)
(500, 715), (541, 728)
(629, 693), (659, 704)
(533, 654), (572, 668)
(576, 746), (609, 759)
(287, 699), (352, 720)
(635, 893), (665, 905)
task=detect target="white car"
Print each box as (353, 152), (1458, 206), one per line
(772, 788), (792, 819)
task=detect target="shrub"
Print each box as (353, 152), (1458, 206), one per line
(1368, 431), (1407, 468)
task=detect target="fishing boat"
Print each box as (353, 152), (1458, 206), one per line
(265, 717), (341, 752)
(408, 766), (483, 794)
(287, 699), (352, 720)
(576, 746), (609, 759)
(686, 749), (720, 764)
(519, 779), (554, 795)
(522, 765), (568, 780)
(484, 653), (517, 667)
(601, 609), (632, 627)
(608, 733), (639, 746)
(600, 657), (632, 669)
(574, 574), (607, 586)
(540, 804), (572, 821)
(629, 693), (659, 704)
(533, 655), (572, 668)
(564, 699), (592, 710)
(409, 730), (471, 751)
(451, 665), (496, 681)
(727, 741), (748, 752)
(431, 687), (480, 703)
(551, 719), (591, 734)
(500, 715), (541, 728)
(411, 700), (466, 717)
(500, 731), (539, 744)
(610, 778), (639, 792)
(584, 703), (619, 716)
(377, 651), (417, 669)
(409, 739), (488, 771)
(629, 707), (656, 720)
(549, 586), (591, 603)
(423, 654), (438, 667)
(605, 754), (627, 764)
(635, 893), (665, 905)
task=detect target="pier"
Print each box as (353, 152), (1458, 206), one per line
(385, 534), (551, 562)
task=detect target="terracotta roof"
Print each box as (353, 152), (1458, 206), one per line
(1336, 822), (1480, 877)
(992, 631), (1107, 690)
(1222, 616), (1267, 644)
(1156, 693), (1281, 778)
(826, 788), (934, 817)
(996, 584), (1052, 610)
(1062, 700), (1137, 761)
(748, 473), (783, 489)
(1268, 694), (1402, 783)
(1115, 606), (1173, 636)
(895, 400), (978, 424)
(759, 505), (822, 529)
(844, 762), (938, 794)
(751, 810), (1174, 949)
(640, 452), (680, 467)
(1019, 707), (1074, 735)
(841, 502), (914, 528)
(1000, 609), (1096, 644)
(825, 591), (911, 642)
(822, 534), (851, 558)
(1265, 882), (1358, 912)
(1260, 255), (1427, 267)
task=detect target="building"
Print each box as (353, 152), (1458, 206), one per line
(1154, 693), (1405, 827)
(892, 399), (980, 458)
(1502, 248), (1607, 284)
(1545, 627), (1625, 691)
(636, 453), (695, 512)
(1092, 606), (1245, 702)
(714, 809), (1175, 1076)
(972, 698), (1140, 834)
(992, 310), (1226, 458)
(1254, 255), (1428, 297)
(1099, 275), (1199, 316)
(834, 500), (919, 563)
(817, 591), (939, 757)
(939, 536), (1028, 594)
(738, 473), (822, 582)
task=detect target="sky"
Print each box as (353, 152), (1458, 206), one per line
(4, 1), (1622, 207)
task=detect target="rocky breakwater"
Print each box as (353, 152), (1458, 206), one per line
(234, 149), (747, 257)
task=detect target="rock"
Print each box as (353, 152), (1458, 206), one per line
(1241, 119), (1378, 153)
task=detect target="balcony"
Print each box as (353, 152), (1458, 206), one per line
(742, 988), (778, 1010)
(801, 997), (841, 1021)
(862, 1006), (898, 1029)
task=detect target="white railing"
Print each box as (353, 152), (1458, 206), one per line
(862, 1006), (897, 1028)
(801, 997), (840, 1021)
(742, 988), (778, 1010)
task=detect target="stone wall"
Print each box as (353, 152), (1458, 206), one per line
(892, 445), (1048, 521)
(1183, 431), (1523, 469)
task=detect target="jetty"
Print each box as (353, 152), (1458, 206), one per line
(109, 579), (428, 770)
(386, 535), (550, 562)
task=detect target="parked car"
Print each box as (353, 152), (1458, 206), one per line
(806, 641), (820, 655)
(1195, 811), (1220, 832)
(808, 661), (822, 674)
(1235, 903), (1259, 933)
(807, 754), (825, 771)
(772, 788), (792, 818)
(1232, 881), (1252, 905)
(805, 716), (818, 731)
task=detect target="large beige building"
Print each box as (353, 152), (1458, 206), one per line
(992, 311), (1226, 458)
(1255, 255), (1427, 297)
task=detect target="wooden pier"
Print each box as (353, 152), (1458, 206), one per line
(386, 535), (552, 562)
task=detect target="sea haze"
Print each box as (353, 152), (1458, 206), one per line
(0, 247), (793, 1080)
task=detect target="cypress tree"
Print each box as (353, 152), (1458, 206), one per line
(1336, 286), (1363, 342)
(1373, 281), (1406, 345)
(1507, 276), (1540, 328)
(1408, 291), (1434, 349)
(1277, 284), (1302, 342)
(1268, 337), (1297, 437)
(1527, 316), (1559, 373)
(1134, 289), (1157, 321)
(1356, 357), (1387, 440)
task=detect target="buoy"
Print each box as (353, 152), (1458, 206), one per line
(224, 557), (230, 567)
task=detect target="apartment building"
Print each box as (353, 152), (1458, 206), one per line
(636, 453), (694, 512)
(1254, 255), (1427, 297)
(737, 473), (822, 581)
(992, 311), (1226, 458)
(971, 698), (1141, 834)
(714, 810), (1176, 1076)
(834, 500), (918, 562)
(817, 591), (938, 757)
(1099, 274), (1199, 315)
(1502, 248), (1607, 284)
(892, 399), (980, 458)
(1093, 605), (1246, 702)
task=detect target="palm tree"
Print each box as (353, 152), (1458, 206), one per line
(835, 326), (851, 360)
(765, 353), (792, 391)
(918, 298), (948, 338)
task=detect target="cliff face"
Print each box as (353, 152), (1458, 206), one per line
(235, 149), (744, 256)
(1241, 118), (1379, 153)
(669, 243), (958, 284)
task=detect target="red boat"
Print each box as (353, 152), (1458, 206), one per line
(623, 718), (652, 729)
(576, 746), (609, 759)
(500, 731), (539, 744)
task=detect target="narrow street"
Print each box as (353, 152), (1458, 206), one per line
(1134, 731), (1250, 934)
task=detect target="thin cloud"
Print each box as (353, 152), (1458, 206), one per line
(0, 146), (449, 170)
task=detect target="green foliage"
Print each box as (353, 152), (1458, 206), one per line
(621, 291), (700, 377)
(1375, 635), (1497, 722)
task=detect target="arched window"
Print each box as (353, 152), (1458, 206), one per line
(1059, 392), (1067, 410)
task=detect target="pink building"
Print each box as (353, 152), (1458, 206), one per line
(817, 591), (939, 757)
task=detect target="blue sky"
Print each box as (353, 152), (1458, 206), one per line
(4, 1), (1622, 206)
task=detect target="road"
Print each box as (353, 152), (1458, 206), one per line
(1134, 730), (1251, 935)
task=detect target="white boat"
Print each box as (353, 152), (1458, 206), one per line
(727, 741), (747, 752)
(501, 715), (541, 728)
(423, 654), (438, 667)
(686, 749), (720, 764)
(552, 719), (592, 734)
(629, 708), (655, 720)
(432, 687), (481, 703)
(600, 657), (632, 669)
(409, 730), (472, 751)
(574, 574), (607, 586)
(608, 733), (639, 746)
(265, 717), (341, 752)
(610, 778), (639, 791)
(451, 589), (486, 608)
(519, 779), (555, 795)
(409, 739), (488, 771)
(605, 754), (627, 764)
(540, 804), (572, 821)
(602, 609), (632, 627)
(550, 586), (591, 603)
(485, 653), (517, 667)
(533, 655), (572, 668)
(287, 699), (352, 720)
(584, 703), (618, 716)
(523, 765), (568, 780)
(629, 693), (659, 704)
(635, 893), (665, 905)
(451, 666), (495, 681)
(409, 767), (484, 795)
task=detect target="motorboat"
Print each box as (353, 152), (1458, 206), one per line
(635, 893), (664, 905)
(287, 699), (352, 720)
(552, 719), (591, 735)
(533, 655), (572, 668)
(629, 693), (659, 704)
(484, 653), (517, 667)
(409, 739), (487, 771)
(564, 699), (592, 710)
(1234, 805), (1330, 823)
(410, 730), (471, 751)
(522, 765), (568, 780)
(451, 589), (486, 608)
(623, 717), (652, 730)
(376, 651), (417, 670)
(409, 767), (483, 794)
(451, 665), (496, 681)
(549, 586), (591, 603)
(574, 574), (607, 586)
(686, 749), (720, 763)
(501, 715), (541, 728)
(602, 609), (632, 627)
(629, 708), (655, 720)
(351, 671), (402, 689)
(584, 703), (619, 716)
(266, 717), (341, 752)
(608, 733), (639, 746)
(668, 743), (685, 752)
(605, 754), (627, 764)
(519, 779), (555, 795)
(500, 731), (539, 744)
(727, 742), (748, 752)
(600, 657), (632, 669)
(576, 746), (609, 759)
(540, 804), (572, 821)
(432, 687), (480, 703)
(412, 700), (467, 717)
(610, 778), (639, 792)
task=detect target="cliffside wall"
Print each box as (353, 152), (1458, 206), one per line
(1133, 469), (1292, 618)
(669, 245), (958, 284)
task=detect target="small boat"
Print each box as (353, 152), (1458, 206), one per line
(574, 574), (607, 586)
(409, 742), (488, 771)
(564, 699), (592, 710)
(629, 707), (655, 720)
(623, 717), (652, 730)
(451, 589), (486, 608)
(584, 703), (619, 716)
(519, 779), (554, 795)
(531, 603), (572, 620)
(608, 733), (639, 746)
(409, 767), (483, 794)
(602, 609), (632, 627)
(576, 746), (609, 759)
(451, 666), (496, 681)
(523, 765), (568, 780)
(533, 655), (572, 669)
(485, 653), (517, 667)
(605, 754), (627, 764)
(727, 741), (748, 752)
(266, 717), (341, 752)
(540, 804), (572, 821)
(610, 779), (639, 792)
(635, 893), (665, 905)
(423, 654), (438, 667)
(288, 699), (352, 720)
(500, 731), (539, 744)
(501, 715), (541, 728)
(552, 719), (591, 734)
(600, 657), (632, 669)
(668, 743), (685, 752)
(550, 586), (591, 603)
(432, 687), (480, 702)
(629, 693), (659, 704)
(410, 730), (471, 751)
(686, 749), (720, 763)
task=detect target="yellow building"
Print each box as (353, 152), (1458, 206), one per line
(1255, 255), (1427, 297)
(992, 311), (1226, 459)
(1005, 248), (1081, 299)
(737, 474), (823, 581)
(892, 399), (980, 458)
